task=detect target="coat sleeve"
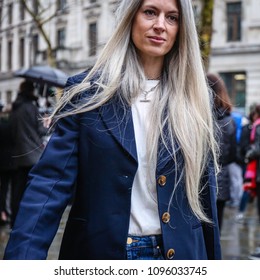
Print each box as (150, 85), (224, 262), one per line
(218, 116), (237, 166)
(201, 161), (222, 260)
(4, 97), (80, 260)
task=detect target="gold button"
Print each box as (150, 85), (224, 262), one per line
(127, 237), (139, 245)
(127, 237), (133, 245)
(158, 175), (167, 186)
(162, 212), (171, 223)
(167, 249), (175, 259)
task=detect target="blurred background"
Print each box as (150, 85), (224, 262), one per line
(0, 0), (259, 113)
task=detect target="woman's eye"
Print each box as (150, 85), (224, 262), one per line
(167, 15), (179, 24)
(144, 9), (156, 17)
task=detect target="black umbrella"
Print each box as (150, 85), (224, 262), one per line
(14, 65), (69, 88)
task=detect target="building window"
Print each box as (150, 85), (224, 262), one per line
(57, 28), (66, 48)
(6, 91), (12, 104)
(227, 2), (242, 42)
(0, 42), (2, 72)
(220, 72), (246, 111)
(8, 3), (13, 25)
(19, 38), (25, 67)
(57, 0), (67, 11)
(0, 4), (2, 28)
(32, 34), (39, 65)
(33, 0), (38, 15)
(20, 0), (25, 21)
(7, 40), (12, 70)
(90, 0), (97, 3)
(89, 22), (97, 56)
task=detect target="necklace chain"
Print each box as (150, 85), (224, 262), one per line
(140, 83), (159, 103)
(147, 75), (161, 80)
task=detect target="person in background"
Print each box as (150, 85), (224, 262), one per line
(0, 106), (14, 225)
(243, 105), (260, 223)
(207, 73), (237, 232)
(245, 104), (260, 260)
(9, 80), (47, 227)
(237, 110), (256, 175)
(227, 111), (245, 207)
(236, 110), (257, 222)
(4, 0), (221, 260)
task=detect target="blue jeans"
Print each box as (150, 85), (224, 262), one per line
(239, 190), (251, 212)
(126, 235), (164, 260)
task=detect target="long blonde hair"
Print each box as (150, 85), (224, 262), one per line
(51, 0), (219, 223)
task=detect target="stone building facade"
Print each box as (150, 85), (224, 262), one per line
(0, 0), (260, 113)
(209, 0), (260, 113)
(0, 0), (118, 105)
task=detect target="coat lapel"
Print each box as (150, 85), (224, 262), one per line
(99, 99), (138, 162)
(99, 98), (178, 171)
(156, 137), (182, 174)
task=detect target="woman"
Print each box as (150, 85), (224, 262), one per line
(207, 73), (236, 232)
(4, 0), (221, 260)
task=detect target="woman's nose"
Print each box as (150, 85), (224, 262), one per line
(153, 14), (166, 31)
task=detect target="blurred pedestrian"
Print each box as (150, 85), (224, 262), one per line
(9, 80), (47, 227)
(4, 0), (221, 260)
(227, 111), (246, 208)
(242, 104), (260, 224)
(236, 110), (257, 222)
(0, 107), (14, 225)
(246, 105), (260, 260)
(237, 111), (256, 174)
(207, 73), (237, 232)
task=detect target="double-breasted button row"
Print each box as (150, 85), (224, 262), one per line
(158, 175), (166, 186)
(167, 248), (175, 259)
(158, 175), (174, 259)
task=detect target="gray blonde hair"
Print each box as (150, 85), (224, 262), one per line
(51, 0), (219, 223)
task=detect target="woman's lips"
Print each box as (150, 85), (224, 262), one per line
(148, 36), (166, 43)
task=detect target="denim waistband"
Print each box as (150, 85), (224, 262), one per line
(126, 235), (164, 260)
(126, 234), (163, 248)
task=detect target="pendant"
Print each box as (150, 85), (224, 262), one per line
(139, 83), (159, 103)
(140, 93), (150, 102)
(140, 99), (150, 103)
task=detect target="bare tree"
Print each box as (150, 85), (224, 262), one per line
(198, 0), (214, 71)
(21, 0), (58, 67)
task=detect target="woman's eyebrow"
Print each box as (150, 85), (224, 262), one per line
(142, 4), (179, 14)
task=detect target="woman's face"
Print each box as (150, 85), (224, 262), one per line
(131, 0), (179, 63)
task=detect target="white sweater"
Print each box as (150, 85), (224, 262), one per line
(128, 80), (161, 236)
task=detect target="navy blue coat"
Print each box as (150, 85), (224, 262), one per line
(4, 73), (221, 260)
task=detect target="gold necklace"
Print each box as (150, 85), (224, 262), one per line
(140, 83), (159, 103)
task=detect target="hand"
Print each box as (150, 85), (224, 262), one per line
(43, 116), (52, 128)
